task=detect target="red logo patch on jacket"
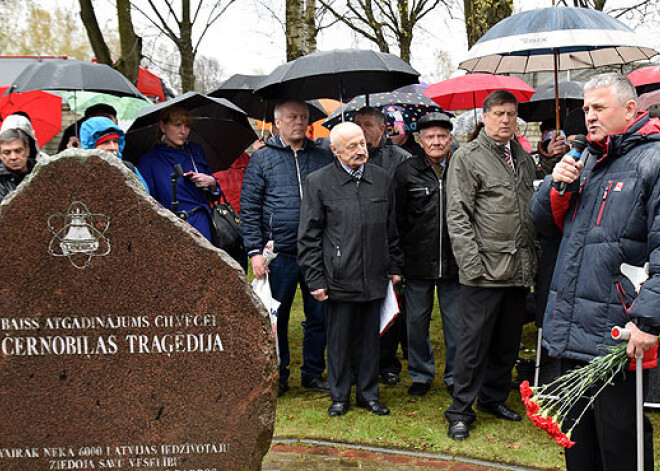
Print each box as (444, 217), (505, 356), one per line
(614, 182), (624, 192)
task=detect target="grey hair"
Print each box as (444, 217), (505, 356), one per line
(584, 73), (637, 104)
(0, 128), (29, 149)
(273, 100), (308, 120)
(329, 122), (362, 148)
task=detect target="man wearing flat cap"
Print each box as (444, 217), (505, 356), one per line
(393, 112), (461, 398)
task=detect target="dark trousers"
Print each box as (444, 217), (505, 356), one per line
(269, 252), (326, 384)
(326, 299), (381, 403)
(405, 278), (461, 386)
(445, 285), (526, 423)
(561, 359), (654, 471)
(379, 297), (406, 376)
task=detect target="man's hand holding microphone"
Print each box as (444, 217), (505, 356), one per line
(552, 134), (588, 195)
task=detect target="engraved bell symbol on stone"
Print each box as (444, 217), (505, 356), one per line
(60, 208), (100, 255)
(48, 201), (111, 269)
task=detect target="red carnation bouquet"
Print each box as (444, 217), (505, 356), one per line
(519, 341), (632, 448)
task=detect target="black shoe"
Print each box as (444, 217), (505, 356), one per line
(302, 377), (330, 392)
(328, 401), (348, 417)
(477, 403), (521, 421)
(277, 381), (288, 397)
(382, 372), (400, 385)
(447, 420), (469, 440)
(356, 400), (390, 415)
(408, 382), (431, 396)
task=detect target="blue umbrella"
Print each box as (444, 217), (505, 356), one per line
(460, 7), (658, 130)
(460, 7), (657, 74)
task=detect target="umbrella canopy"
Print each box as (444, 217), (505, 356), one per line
(322, 91), (447, 131)
(124, 92), (257, 172)
(0, 87), (62, 145)
(460, 7), (657, 74)
(424, 74), (536, 111)
(254, 49), (420, 101)
(55, 91), (152, 122)
(518, 80), (584, 122)
(209, 74), (327, 122)
(637, 89), (660, 111)
(5, 58), (145, 98)
(627, 65), (660, 96)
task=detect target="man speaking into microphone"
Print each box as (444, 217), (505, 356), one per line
(532, 73), (659, 471)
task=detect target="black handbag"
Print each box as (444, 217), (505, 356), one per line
(209, 193), (242, 250)
(183, 147), (242, 250)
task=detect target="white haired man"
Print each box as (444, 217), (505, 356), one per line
(533, 73), (658, 471)
(298, 122), (403, 417)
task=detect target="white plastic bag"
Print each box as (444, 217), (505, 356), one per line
(251, 241), (281, 361)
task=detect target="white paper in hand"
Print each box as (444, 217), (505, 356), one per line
(379, 280), (400, 336)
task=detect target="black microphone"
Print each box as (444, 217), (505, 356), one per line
(173, 164), (185, 179)
(558, 134), (588, 196)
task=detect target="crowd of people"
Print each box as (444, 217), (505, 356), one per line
(0, 72), (658, 471)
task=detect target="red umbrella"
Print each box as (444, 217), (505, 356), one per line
(424, 73), (535, 111)
(627, 66), (660, 95)
(637, 89), (660, 111)
(0, 86), (62, 145)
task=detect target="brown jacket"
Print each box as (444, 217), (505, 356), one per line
(446, 129), (537, 287)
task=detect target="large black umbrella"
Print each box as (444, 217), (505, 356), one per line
(124, 92), (257, 172)
(209, 73), (327, 122)
(254, 49), (420, 101)
(518, 81), (584, 123)
(322, 91), (448, 131)
(4, 58), (144, 98)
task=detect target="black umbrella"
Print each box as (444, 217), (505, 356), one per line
(4, 58), (144, 98)
(517, 81), (584, 123)
(208, 73), (327, 123)
(254, 49), (420, 101)
(322, 91), (449, 131)
(124, 92), (257, 172)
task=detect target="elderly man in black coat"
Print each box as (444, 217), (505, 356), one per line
(298, 122), (403, 417)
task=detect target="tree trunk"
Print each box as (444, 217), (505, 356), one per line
(179, 0), (195, 92)
(398, 0), (412, 63)
(79, 0), (112, 65)
(464, 0), (512, 48)
(115, 0), (141, 84)
(286, 0), (304, 60)
(304, 0), (317, 54)
(286, 0), (317, 60)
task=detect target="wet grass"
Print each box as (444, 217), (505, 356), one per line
(271, 287), (660, 470)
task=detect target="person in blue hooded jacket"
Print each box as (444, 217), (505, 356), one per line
(137, 107), (219, 242)
(80, 116), (150, 193)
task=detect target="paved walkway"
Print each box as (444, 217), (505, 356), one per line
(262, 440), (544, 471)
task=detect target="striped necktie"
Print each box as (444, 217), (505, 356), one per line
(503, 147), (515, 174)
(351, 168), (363, 181)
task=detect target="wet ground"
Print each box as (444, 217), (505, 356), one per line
(261, 441), (542, 471)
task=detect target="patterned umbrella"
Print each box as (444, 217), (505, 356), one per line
(322, 91), (450, 133)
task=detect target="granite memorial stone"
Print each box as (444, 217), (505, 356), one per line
(0, 151), (278, 470)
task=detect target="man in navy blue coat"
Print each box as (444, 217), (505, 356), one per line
(533, 73), (659, 471)
(241, 100), (333, 396)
